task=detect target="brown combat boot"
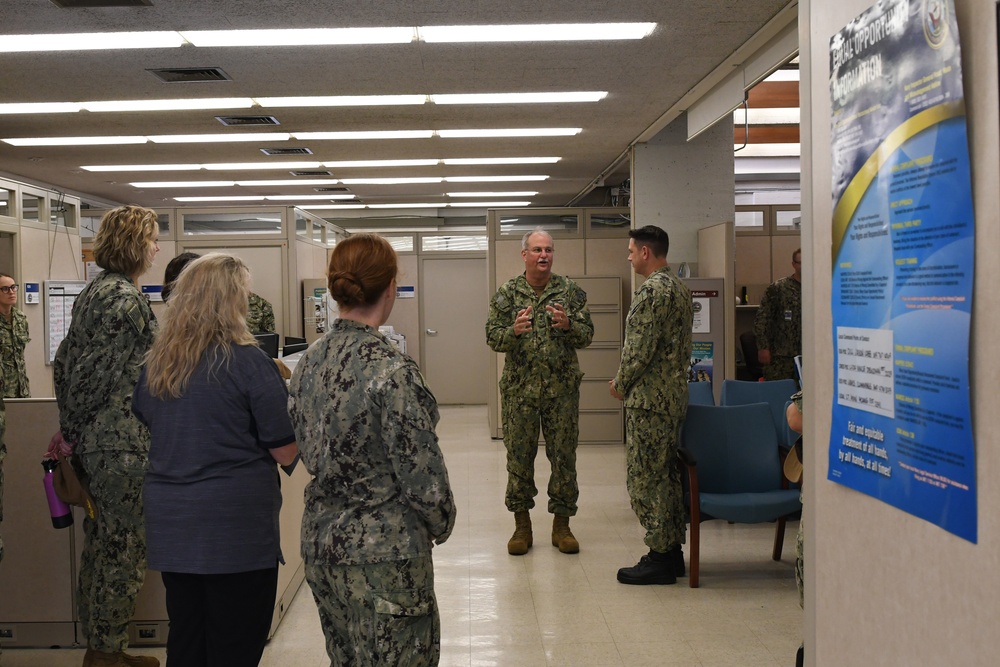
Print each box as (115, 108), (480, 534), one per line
(551, 514), (580, 554)
(507, 511), (533, 555)
(82, 648), (160, 667)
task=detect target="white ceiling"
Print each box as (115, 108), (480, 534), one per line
(0, 0), (794, 214)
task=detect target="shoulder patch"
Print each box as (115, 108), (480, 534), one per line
(123, 301), (146, 334)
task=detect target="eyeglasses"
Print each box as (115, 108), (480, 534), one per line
(0, 284), (18, 294)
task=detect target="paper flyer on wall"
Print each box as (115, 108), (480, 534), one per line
(688, 342), (713, 384)
(827, 0), (976, 541)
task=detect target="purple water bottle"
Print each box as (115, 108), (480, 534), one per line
(42, 459), (74, 529)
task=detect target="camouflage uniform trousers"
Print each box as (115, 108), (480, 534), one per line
(501, 390), (580, 516)
(625, 408), (686, 553)
(764, 354), (798, 383)
(73, 449), (148, 652)
(306, 555), (440, 667)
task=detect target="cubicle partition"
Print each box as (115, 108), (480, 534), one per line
(0, 400), (307, 648)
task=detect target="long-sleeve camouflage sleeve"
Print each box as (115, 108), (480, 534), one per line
(53, 273), (155, 449)
(485, 273), (593, 400)
(614, 267), (693, 414)
(381, 365), (456, 544)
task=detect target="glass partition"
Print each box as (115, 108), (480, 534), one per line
(421, 235), (488, 252)
(775, 207), (801, 233)
(50, 197), (78, 228)
(21, 191), (42, 222)
(735, 208), (766, 231)
(182, 210), (284, 235)
(585, 209), (630, 237)
(496, 210), (580, 238)
(0, 185), (14, 218)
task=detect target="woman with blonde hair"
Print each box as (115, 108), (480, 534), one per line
(132, 253), (296, 667)
(51, 204), (160, 667)
(288, 233), (455, 666)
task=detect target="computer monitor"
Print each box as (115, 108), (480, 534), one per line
(254, 332), (279, 359)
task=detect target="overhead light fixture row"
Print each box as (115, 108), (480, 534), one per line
(86, 158), (561, 173)
(0, 23), (655, 52)
(136, 175), (550, 187)
(7, 129), (580, 147)
(0, 94), (603, 115)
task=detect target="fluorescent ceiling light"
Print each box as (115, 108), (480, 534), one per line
(447, 191), (538, 197)
(733, 108), (800, 125)
(340, 177), (443, 185)
(131, 180), (236, 188)
(367, 203), (443, 209)
(83, 98), (255, 112)
(203, 162), (322, 170)
(418, 23), (655, 42)
(437, 128), (581, 138)
(323, 159), (439, 168)
(0, 102), (83, 115)
(432, 92), (605, 105)
(264, 194), (356, 201)
(765, 69), (800, 82)
(180, 27), (415, 47)
(174, 196), (267, 202)
(448, 201), (531, 207)
(301, 204), (367, 210)
(148, 133), (291, 144)
(292, 131), (434, 141)
(82, 164), (202, 172)
(0, 31), (185, 53)
(235, 179), (340, 187)
(256, 95), (426, 107)
(442, 157), (560, 165)
(4, 136), (147, 146)
(734, 143), (801, 157)
(445, 175), (549, 182)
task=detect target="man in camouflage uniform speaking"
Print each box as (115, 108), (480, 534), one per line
(610, 226), (692, 585)
(486, 229), (594, 555)
(754, 248), (802, 382)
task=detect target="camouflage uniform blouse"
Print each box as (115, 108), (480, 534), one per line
(53, 271), (155, 452)
(754, 276), (802, 358)
(288, 318), (455, 566)
(0, 307), (30, 398)
(614, 267), (693, 415)
(485, 273), (594, 400)
(246, 292), (275, 334)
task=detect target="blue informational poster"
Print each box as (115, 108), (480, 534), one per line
(828, 0), (976, 542)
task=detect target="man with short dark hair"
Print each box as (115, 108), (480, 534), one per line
(611, 225), (692, 585)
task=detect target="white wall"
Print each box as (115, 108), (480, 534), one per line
(632, 117), (735, 269)
(802, 1), (1000, 664)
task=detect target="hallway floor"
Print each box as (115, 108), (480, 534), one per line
(4, 405), (801, 667)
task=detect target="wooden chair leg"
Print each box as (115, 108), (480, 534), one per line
(690, 517), (700, 588)
(773, 517), (787, 561)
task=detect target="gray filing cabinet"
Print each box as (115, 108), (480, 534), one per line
(571, 276), (624, 445)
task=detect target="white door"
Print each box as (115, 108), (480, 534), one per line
(420, 256), (488, 404)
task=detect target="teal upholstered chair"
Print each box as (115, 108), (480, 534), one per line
(721, 378), (799, 448)
(678, 402), (802, 588)
(687, 381), (715, 406)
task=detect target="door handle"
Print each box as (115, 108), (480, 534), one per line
(426, 329), (438, 336)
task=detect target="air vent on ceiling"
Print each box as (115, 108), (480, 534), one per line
(260, 147), (313, 156)
(314, 187), (350, 192)
(215, 115), (280, 126)
(51, 0), (152, 7)
(290, 170), (332, 177)
(148, 67), (231, 83)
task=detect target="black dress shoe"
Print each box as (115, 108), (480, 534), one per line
(617, 551), (677, 585)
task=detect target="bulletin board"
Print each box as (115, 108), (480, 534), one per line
(45, 280), (87, 365)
